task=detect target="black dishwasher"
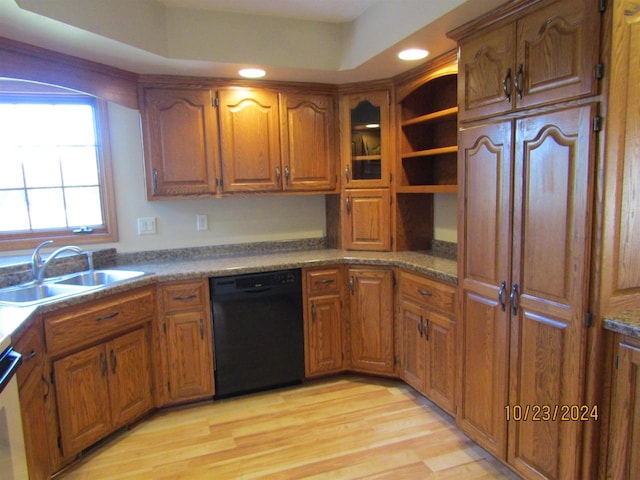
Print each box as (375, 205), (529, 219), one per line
(210, 269), (304, 398)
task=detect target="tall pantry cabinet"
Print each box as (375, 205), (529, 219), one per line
(448, 0), (602, 478)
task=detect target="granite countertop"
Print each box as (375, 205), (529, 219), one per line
(603, 310), (640, 339)
(0, 247), (457, 350)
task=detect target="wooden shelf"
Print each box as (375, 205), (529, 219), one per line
(401, 107), (458, 127)
(401, 146), (457, 159)
(353, 154), (381, 161)
(397, 185), (458, 194)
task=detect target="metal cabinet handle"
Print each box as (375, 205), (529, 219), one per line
(424, 316), (430, 341)
(502, 67), (512, 103)
(498, 280), (507, 312)
(344, 164), (350, 183)
(311, 302), (316, 322)
(510, 283), (519, 315)
(315, 279), (335, 285)
(349, 276), (355, 295)
(199, 318), (204, 340)
(173, 294), (197, 301)
(23, 349), (37, 361)
(110, 349), (117, 374)
(100, 352), (107, 377)
(276, 166), (281, 186)
(417, 288), (432, 297)
(345, 196), (351, 214)
(515, 64), (524, 99)
(284, 165), (290, 185)
(96, 312), (119, 322)
(152, 168), (158, 194)
(418, 316), (423, 338)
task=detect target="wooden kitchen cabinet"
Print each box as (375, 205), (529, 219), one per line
(457, 105), (597, 478)
(141, 88), (218, 198)
(347, 267), (394, 375)
(280, 92), (338, 192)
(606, 334), (640, 479)
(53, 327), (152, 458)
(340, 90), (391, 189)
(303, 267), (345, 377)
(217, 88), (281, 192)
(453, 0), (600, 122)
(15, 318), (51, 480)
(399, 271), (456, 414)
(43, 287), (155, 464)
(343, 188), (391, 251)
(157, 279), (214, 405)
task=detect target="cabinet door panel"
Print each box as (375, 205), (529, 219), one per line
(218, 88), (281, 192)
(281, 93), (336, 191)
(19, 371), (51, 480)
(166, 311), (214, 401)
(424, 309), (455, 414)
(458, 24), (515, 121)
(306, 295), (344, 376)
(343, 189), (391, 251)
(508, 106), (595, 479)
(607, 341), (640, 479)
(458, 121), (512, 457)
(54, 345), (111, 457)
(399, 298), (425, 392)
(143, 89), (217, 197)
(107, 328), (153, 426)
(349, 268), (394, 374)
(515, 0), (599, 110)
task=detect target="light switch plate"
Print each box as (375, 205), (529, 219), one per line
(137, 217), (156, 235)
(196, 214), (208, 231)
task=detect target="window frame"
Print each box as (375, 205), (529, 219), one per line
(0, 94), (118, 251)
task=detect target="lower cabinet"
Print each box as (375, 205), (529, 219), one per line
(606, 333), (640, 478)
(15, 318), (51, 480)
(303, 267), (345, 377)
(399, 271), (456, 414)
(157, 279), (215, 405)
(348, 267), (395, 374)
(53, 328), (152, 457)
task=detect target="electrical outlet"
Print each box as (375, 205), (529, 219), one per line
(196, 214), (208, 231)
(137, 217), (156, 235)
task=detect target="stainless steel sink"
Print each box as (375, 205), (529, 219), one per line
(55, 269), (145, 287)
(0, 283), (93, 306)
(0, 269), (147, 306)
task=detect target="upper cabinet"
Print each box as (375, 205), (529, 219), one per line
(280, 92), (338, 192)
(139, 81), (339, 199)
(340, 90), (391, 189)
(396, 55), (458, 193)
(141, 88), (218, 198)
(453, 0), (600, 122)
(217, 88), (281, 193)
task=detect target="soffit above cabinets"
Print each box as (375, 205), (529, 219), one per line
(3, 0), (507, 84)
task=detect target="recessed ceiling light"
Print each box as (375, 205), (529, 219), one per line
(239, 68), (266, 78)
(398, 48), (429, 61)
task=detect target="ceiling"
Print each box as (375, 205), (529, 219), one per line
(0, 0), (508, 84)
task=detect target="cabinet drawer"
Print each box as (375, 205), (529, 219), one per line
(306, 268), (341, 296)
(14, 320), (45, 386)
(161, 280), (207, 312)
(45, 288), (154, 355)
(399, 271), (456, 315)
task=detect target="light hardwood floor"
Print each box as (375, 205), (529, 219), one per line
(58, 376), (520, 479)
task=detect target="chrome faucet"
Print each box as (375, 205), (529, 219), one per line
(31, 240), (84, 283)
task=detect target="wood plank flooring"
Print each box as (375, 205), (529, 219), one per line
(58, 376), (520, 479)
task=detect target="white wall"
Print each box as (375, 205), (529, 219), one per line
(434, 193), (458, 243)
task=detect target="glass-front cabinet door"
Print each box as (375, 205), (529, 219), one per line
(341, 91), (390, 188)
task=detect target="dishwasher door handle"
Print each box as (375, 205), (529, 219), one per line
(243, 287), (273, 295)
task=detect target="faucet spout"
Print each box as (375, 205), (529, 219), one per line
(31, 241), (84, 283)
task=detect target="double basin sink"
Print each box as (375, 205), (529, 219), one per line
(0, 270), (147, 307)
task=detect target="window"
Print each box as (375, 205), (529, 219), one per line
(0, 91), (117, 250)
